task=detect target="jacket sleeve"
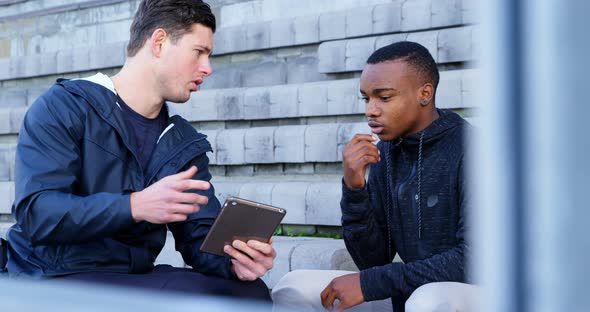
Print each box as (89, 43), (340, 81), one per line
(359, 158), (470, 301)
(167, 152), (234, 280)
(13, 89), (135, 246)
(341, 161), (395, 270)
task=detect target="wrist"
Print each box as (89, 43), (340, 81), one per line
(129, 192), (143, 223)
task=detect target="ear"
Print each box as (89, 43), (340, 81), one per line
(148, 28), (169, 58)
(419, 83), (435, 106)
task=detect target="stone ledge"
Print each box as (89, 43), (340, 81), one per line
(318, 25), (476, 74)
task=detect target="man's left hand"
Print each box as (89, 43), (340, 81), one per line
(224, 238), (276, 281)
(321, 273), (365, 311)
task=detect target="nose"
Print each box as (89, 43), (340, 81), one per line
(198, 57), (213, 77)
(365, 99), (380, 118)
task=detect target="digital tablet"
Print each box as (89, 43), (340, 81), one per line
(200, 197), (287, 257)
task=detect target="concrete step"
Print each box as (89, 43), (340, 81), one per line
(0, 2), (471, 81)
(213, 177), (343, 226)
(318, 25), (477, 74)
(0, 68), (477, 131)
(155, 233), (357, 289)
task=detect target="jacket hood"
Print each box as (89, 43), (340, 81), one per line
(400, 109), (467, 146)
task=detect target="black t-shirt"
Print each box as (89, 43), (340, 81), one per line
(116, 94), (169, 174)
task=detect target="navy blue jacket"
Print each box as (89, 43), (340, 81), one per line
(6, 79), (233, 279)
(341, 110), (470, 310)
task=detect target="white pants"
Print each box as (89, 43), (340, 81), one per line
(271, 270), (479, 312)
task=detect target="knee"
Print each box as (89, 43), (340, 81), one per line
(405, 283), (453, 312)
(272, 270), (324, 306)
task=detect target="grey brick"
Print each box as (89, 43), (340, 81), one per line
(298, 83), (328, 117)
(274, 125), (305, 163)
(56, 49), (74, 74)
(9, 56), (24, 79)
(293, 15), (319, 45)
(26, 88), (46, 106)
(214, 182), (244, 204)
(261, 236), (317, 288)
(244, 88), (271, 120)
(431, 0), (462, 28)
(472, 25), (481, 60)
(270, 18), (295, 48)
(89, 41), (126, 70)
(244, 127), (275, 164)
(286, 56), (328, 85)
(327, 79), (361, 115)
(319, 11), (346, 41)
(375, 33), (408, 51)
(407, 30), (439, 61)
(462, 0), (479, 24)
(284, 164), (314, 175)
(226, 165), (254, 176)
(241, 61), (287, 88)
(0, 109), (10, 134)
(305, 182), (341, 225)
(345, 6), (373, 38)
(0, 147), (10, 181)
(238, 182), (274, 205)
(186, 90), (218, 121)
(217, 88), (245, 120)
(71, 46), (91, 73)
(437, 70), (462, 108)
(10, 106), (27, 133)
(199, 129), (221, 165)
(271, 182), (308, 224)
(246, 22), (271, 51)
(214, 26), (247, 55)
(461, 69), (478, 108)
(290, 239), (357, 272)
(401, 0), (432, 31)
(0, 58), (9, 80)
(216, 128), (245, 165)
(337, 123), (372, 161)
(202, 66), (241, 89)
(318, 40), (346, 74)
(0, 89), (27, 107)
(372, 2), (402, 34)
(268, 84), (298, 119)
(345, 37), (376, 72)
(438, 26), (473, 63)
(305, 124), (338, 162)
(155, 232), (186, 268)
(0, 181), (14, 214)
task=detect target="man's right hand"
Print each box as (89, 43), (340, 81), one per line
(130, 166), (210, 224)
(342, 134), (381, 189)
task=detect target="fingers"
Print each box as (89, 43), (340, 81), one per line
(165, 166), (198, 181)
(230, 259), (258, 281)
(175, 192), (209, 206)
(172, 179), (211, 192)
(321, 283), (337, 310)
(348, 134), (377, 145)
(224, 240), (274, 279)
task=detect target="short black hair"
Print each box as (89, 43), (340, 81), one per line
(127, 0), (216, 57)
(367, 41), (439, 90)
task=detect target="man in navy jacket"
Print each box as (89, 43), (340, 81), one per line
(272, 42), (478, 311)
(4, 0), (274, 302)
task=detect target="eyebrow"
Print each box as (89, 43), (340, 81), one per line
(359, 88), (399, 95)
(194, 44), (212, 55)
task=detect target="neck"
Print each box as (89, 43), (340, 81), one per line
(111, 58), (163, 118)
(410, 107), (440, 136)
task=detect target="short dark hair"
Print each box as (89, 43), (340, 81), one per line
(367, 41), (439, 90)
(127, 0), (216, 57)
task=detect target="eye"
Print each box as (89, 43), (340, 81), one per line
(194, 49), (203, 56)
(380, 96), (392, 101)
(359, 96), (369, 103)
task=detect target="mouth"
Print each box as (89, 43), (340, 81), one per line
(368, 120), (385, 135)
(189, 79), (203, 91)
